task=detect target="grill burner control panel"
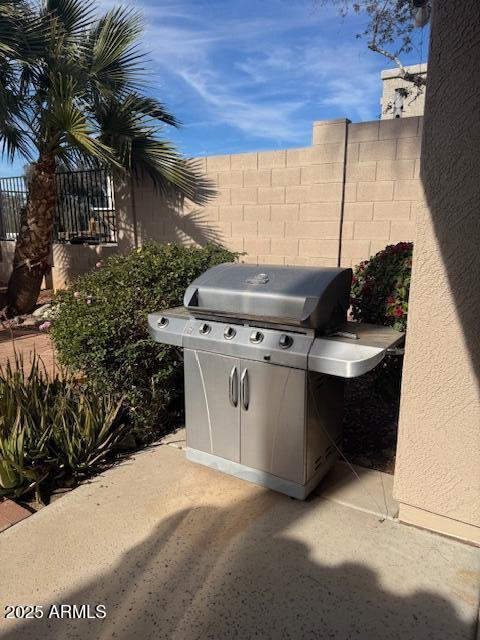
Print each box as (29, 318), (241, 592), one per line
(148, 307), (404, 377)
(182, 318), (312, 369)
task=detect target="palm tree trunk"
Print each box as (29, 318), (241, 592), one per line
(6, 156), (56, 316)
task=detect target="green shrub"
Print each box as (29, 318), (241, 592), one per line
(350, 242), (413, 332)
(0, 355), (126, 501)
(348, 242), (413, 415)
(51, 243), (236, 439)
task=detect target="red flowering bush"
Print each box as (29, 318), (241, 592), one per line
(350, 242), (413, 332)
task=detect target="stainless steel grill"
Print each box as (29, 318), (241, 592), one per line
(149, 263), (403, 499)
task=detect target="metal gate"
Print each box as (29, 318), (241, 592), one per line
(0, 169), (117, 244)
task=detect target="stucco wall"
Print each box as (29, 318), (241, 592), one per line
(0, 179), (137, 290)
(393, 1), (480, 544)
(0, 241), (120, 291)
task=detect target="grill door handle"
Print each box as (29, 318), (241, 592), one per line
(241, 368), (249, 411)
(229, 366), (238, 407)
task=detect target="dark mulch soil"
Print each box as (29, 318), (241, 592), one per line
(342, 357), (402, 475)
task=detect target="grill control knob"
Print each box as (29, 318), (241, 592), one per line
(279, 334), (293, 349)
(199, 322), (211, 335)
(250, 330), (264, 344)
(224, 326), (236, 340)
(157, 316), (169, 328)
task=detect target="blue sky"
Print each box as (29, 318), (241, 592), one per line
(1, 0), (428, 176)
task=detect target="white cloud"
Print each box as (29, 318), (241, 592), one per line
(237, 41), (381, 120)
(177, 69), (307, 143)
(98, 1), (382, 141)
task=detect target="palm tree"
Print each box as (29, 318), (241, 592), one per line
(0, 0), (206, 315)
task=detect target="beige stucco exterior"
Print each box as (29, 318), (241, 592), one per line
(393, 1), (480, 545)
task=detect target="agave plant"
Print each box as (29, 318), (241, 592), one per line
(0, 355), (57, 498)
(0, 353), (127, 501)
(51, 389), (126, 476)
(0, 421), (52, 499)
(0, 0), (209, 315)
(0, 422), (28, 494)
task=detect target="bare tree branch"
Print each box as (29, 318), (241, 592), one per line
(367, 42), (427, 87)
(317, 0), (428, 87)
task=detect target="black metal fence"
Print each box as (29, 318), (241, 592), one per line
(0, 176), (25, 240)
(0, 169), (117, 244)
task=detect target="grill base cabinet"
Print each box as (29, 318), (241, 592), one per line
(148, 263), (404, 500)
(184, 349), (344, 499)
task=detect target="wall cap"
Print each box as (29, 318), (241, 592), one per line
(312, 118), (351, 126)
(381, 64), (428, 80)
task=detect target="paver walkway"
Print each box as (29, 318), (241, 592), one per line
(0, 440), (478, 640)
(0, 500), (31, 532)
(0, 328), (56, 374)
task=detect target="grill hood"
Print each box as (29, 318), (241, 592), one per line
(183, 263), (352, 333)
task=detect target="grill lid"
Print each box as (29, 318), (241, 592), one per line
(183, 263), (352, 332)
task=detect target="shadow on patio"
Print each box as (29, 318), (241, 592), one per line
(1, 485), (475, 640)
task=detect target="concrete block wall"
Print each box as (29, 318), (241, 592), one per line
(135, 119), (350, 268)
(0, 116), (424, 288)
(341, 117), (422, 267)
(132, 116), (423, 270)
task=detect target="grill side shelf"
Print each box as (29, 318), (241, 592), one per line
(308, 322), (404, 378)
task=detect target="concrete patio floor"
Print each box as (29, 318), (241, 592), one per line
(0, 438), (479, 640)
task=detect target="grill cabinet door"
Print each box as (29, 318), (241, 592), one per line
(239, 360), (306, 484)
(184, 349), (241, 462)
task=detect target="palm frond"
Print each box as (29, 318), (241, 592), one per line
(0, 59), (32, 159)
(0, 0), (50, 62)
(0, 0), (30, 56)
(95, 95), (209, 202)
(50, 101), (117, 167)
(121, 94), (180, 128)
(88, 7), (145, 94)
(130, 138), (209, 202)
(0, 123), (31, 162)
(44, 0), (96, 35)
(0, 0), (208, 206)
